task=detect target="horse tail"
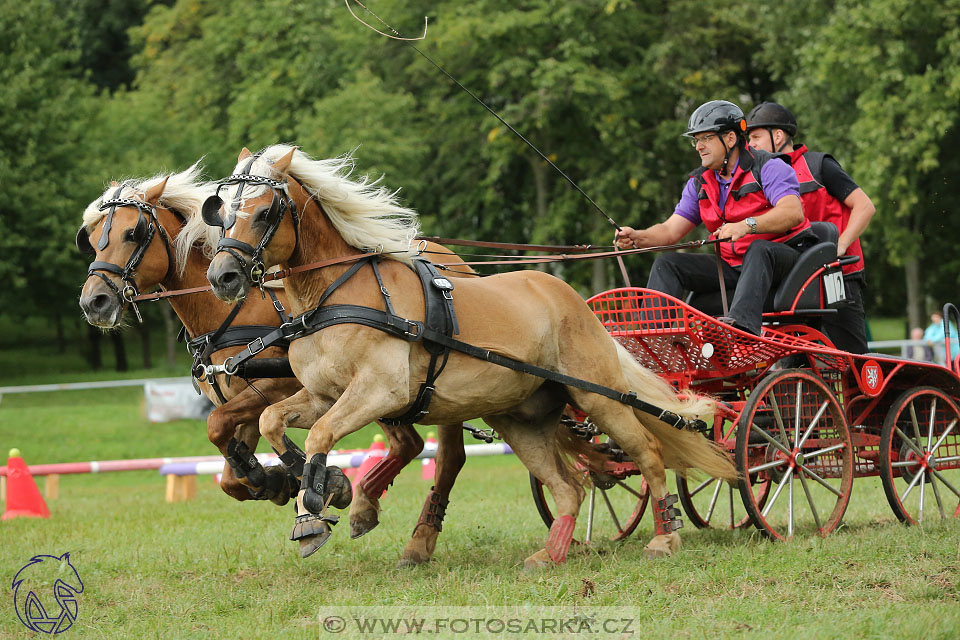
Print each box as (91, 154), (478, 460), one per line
(615, 343), (738, 482)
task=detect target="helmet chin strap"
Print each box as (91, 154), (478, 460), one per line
(720, 134), (737, 176)
(767, 128), (791, 153)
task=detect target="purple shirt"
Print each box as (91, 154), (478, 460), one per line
(673, 157), (800, 225)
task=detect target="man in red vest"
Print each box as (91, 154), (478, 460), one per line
(616, 100), (816, 335)
(746, 102), (876, 353)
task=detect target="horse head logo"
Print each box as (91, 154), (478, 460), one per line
(12, 552), (84, 634)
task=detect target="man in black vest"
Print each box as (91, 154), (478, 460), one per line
(746, 102), (876, 353)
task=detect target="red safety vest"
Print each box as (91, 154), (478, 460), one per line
(787, 145), (863, 275)
(692, 148), (809, 267)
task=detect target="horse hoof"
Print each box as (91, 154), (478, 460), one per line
(397, 553), (428, 569)
(350, 516), (379, 539)
(522, 549), (553, 571)
(299, 533), (332, 558)
(642, 544), (673, 559)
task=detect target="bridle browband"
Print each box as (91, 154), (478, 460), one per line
(77, 185), (174, 323)
(202, 155), (299, 290)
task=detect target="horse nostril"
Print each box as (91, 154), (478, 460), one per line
(89, 294), (111, 312)
(219, 270), (240, 289)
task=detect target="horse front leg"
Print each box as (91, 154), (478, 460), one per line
(349, 423), (424, 539)
(293, 381), (409, 558)
(397, 423), (466, 567)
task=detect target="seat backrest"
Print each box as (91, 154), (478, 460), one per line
(809, 221), (839, 245)
(772, 242), (838, 311)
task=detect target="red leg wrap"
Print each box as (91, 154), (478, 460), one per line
(652, 493), (684, 536)
(545, 515), (576, 564)
(415, 487), (449, 532)
(357, 456), (404, 498)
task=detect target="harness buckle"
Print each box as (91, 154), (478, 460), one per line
(247, 337), (265, 355)
(273, 299), (285, 314)
(404, 321), (422, 339)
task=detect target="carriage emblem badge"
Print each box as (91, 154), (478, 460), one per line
(861, 360), (883, 396)
(11, 553), (83, 634)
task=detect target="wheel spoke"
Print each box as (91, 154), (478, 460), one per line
(804, 442), (846, 459)
(797, 401), (829, 449)
(748, 458), (788, 475)
(798, 471), (823, 530)
(909, 401), (925, 455)
(901, 463), (926, 500)
(929, 420), (957, 455)
(750, 422), (793, 456)
(930, 467), (960, 500)
(768, 392), (790, 445)
(728, 483), (735, 529)
(919, 471), (926, 523)
(930, 473), (947, 520)
(613, 479), (647, 500)
(788, 469), (795, 537)
(927, 397), (938, 449)
(704, 479), (722, 522)
(585, 486), (596, 544)
(894, 427), (926, 458)
(687, 477), (714, 498)
(796, 462), (843, 497)
(762, 466), (795, 518)
(794, 381), (803, 447)
(598, 487), (623, 533)
(892, 459), (922, 469)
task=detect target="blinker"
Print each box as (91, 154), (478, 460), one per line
(76, 227), (94, 256)
(202, 195), (226, 228)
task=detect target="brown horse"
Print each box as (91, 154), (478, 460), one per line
(204, 145), (737, 568)
(76, 166), (474, 559)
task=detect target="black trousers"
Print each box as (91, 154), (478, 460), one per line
(822, 272), (868, 354)
(646, 237), (812, 334)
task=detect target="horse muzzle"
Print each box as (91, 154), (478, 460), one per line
(207, 255), (250, 303)
(79, 288), (122, 328)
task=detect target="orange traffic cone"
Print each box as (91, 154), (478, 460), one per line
(2, 450), (50, 520)
(421, 432), (437, 480)
(353, 435), (387, 493)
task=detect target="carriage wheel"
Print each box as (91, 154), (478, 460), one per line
(879, 387), (960, 525)
(676, 471), (769, 529)
(735, 369), (854, 539)
(529, 469), (648, 543)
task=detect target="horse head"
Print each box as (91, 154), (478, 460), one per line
(205, 146), (300, 303)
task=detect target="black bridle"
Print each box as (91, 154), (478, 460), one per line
(202, 157), (299, 291)
(76, 186), (173, 323)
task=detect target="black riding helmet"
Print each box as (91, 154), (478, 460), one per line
(746, 102), (798, 152)
(685, 100), (747, 174)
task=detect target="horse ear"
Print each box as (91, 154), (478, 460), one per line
(76, 227), (95, 256)
(142, 176), (169, 206)
(201, 195), (225, 228)
(272, 147), (297, 174)
(238, 147), (253, 162)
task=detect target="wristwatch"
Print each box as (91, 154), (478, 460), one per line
(744, 217), (758, 234)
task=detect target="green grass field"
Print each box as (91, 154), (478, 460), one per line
(2, 385), (960, 639)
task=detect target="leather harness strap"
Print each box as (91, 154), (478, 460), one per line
(218, 255), (705, 432)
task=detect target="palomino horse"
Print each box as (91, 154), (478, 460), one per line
(204, 145), (737, 568)
(76, 166), (475, 559)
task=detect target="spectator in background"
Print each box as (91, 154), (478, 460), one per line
(907, 327), (933, 362)
(923, 311), (960, 365)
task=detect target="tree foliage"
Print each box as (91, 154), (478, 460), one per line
(3, 0), (959, 335)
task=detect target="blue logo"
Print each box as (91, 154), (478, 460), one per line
(12, 553), (83, 634)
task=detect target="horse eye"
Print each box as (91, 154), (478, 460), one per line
(123, 229), (136, 242)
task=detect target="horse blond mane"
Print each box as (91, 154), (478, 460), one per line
(80, 162), (219, 276)
(233, 144), (420, 264)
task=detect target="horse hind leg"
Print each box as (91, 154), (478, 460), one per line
(485, 414), (584, 570)
(349, 423), (424, 539)
(397, 423), (466, 568)
(567, 393), (681, 558)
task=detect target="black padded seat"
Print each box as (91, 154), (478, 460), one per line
(685, 221), (842, 315)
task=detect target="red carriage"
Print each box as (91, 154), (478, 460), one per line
(532, 233), (960, 542)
